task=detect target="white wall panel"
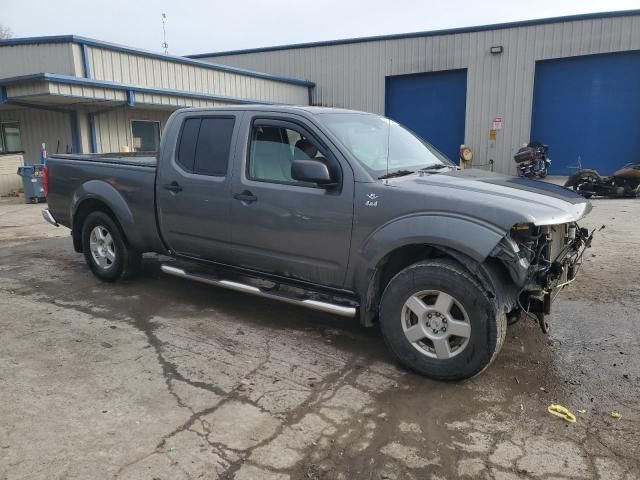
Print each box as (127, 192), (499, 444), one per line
(85, 47), (309, 106)
(0, 43), (76, 78)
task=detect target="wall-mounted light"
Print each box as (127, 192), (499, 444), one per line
(490, 46), (504, 55)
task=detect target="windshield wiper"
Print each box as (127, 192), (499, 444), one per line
(420, 164), (454, 171)
(378, 169), (414, 180)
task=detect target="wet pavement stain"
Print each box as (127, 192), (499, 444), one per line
(0, 198), (639, 479)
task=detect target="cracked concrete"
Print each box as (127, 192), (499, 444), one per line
(0, 196), (639, 479)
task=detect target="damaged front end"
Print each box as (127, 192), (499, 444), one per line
(491, 221), (596, 332)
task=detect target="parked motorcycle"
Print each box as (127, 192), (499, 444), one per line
(514, 141), (551, 178)
(564, 163), (640, 198)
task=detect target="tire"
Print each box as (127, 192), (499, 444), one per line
(379, 259), (506, 380)
(81, 211), (141, 282)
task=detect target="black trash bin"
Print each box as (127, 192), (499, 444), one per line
(17, 165), (46, 204)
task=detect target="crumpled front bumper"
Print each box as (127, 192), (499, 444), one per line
(545, 224), (596, 292)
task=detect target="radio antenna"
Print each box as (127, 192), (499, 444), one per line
(161, 13), (169, 55)
(385, 58), (393, 185)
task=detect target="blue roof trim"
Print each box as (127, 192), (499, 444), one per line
(0, 35), (314, 87)
(186, 9), (640, 58)
(0, 73), (281, 105)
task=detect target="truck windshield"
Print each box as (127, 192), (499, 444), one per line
(317, 113), (453, 177)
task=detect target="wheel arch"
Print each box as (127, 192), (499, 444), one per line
(353, 215), (509, 327)
(71, 181), (137, 252)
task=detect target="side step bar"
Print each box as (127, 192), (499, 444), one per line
(161, 265), (357, 318)
(42, 209), (59, 227)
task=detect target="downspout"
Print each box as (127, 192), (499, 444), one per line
(307, 84), (314, 106)
(80, 42), (97, 153)
(69, 111), (80, 153)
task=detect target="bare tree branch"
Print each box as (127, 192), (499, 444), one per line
(0, 24), (13, 40)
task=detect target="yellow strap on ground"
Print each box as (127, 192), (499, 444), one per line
(547, 404), (577, 423)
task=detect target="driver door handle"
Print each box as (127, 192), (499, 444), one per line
(164, 181), (183, 193)
(233, 191), (257, 203)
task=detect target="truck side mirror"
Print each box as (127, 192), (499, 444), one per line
(291, 159), (334, 186)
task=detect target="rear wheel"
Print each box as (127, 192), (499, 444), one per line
(379, 259), (506, 380)
(81, 211), (141, 282)
(569, 171), (600, 198)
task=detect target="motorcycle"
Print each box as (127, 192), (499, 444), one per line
(514, 141), (551, 178)
(564, 162), (640, 198)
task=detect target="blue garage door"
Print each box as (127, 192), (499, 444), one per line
(386, 69), (467, 160)
(531, 51), (640, 175)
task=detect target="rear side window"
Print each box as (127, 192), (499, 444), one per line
(194, 118), (235, 176)
(176, 117), (235, 176)
(176, 118), (200, 172)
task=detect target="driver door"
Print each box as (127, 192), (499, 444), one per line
(230, 115), (354, 287)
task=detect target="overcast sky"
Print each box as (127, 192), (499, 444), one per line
(1, 0), (638, 56)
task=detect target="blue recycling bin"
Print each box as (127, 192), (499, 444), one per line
(17, 165), (46, 204)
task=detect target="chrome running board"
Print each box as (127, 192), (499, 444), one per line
(42, 209), (59, 227)
(161, 265), (356, 318)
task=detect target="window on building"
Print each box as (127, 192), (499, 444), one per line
(175, 116), (235, 176)
(131, 120), (161, 152)
(0, 122), (22, 153)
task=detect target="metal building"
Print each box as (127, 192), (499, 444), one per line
(0, 35), (312, 184)
(190, 10), (640, 175)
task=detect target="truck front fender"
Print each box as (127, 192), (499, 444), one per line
(351, 213), (508, 324)
(361, 213), (506, 265)
(70, 180), (141, 248)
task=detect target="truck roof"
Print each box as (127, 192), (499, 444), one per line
(175, 105), (372, 116)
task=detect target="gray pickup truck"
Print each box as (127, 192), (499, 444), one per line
(43, 106), (593, 380)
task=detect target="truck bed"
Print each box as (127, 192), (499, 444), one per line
(46, 152), (164, 254)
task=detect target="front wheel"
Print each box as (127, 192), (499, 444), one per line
(81, 211), (141, 282)
(379, 259), (506, 380)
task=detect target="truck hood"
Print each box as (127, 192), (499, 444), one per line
(393, 169), (591, 227)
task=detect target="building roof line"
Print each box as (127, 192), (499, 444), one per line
(186, 9), (640, 58)
(0, 73), (281, 105)
(0, 35), (314, 87)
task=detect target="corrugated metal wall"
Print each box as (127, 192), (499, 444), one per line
(0, 109), (73, 164)
(0, 43), (77, 78)
(85, 46), (310, 106)
(201, 15), (640, 174)
(0, 153), (23, 195)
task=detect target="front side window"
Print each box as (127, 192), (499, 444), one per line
(0, 122), (22, 153)
(248, 124), (326, 184)
(175, 116), (235, 176)
(317, 113), (452, 178)
(131, 120), (161, 152)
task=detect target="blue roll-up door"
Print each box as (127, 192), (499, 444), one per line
(386, 69), (467, 161)
(531, 51), (640, 175)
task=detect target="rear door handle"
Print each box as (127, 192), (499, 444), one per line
(233, 191), (257, 203)
(164, 181), (182, 193)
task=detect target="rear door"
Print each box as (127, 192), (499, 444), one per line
(156, 111), (241, 263)
(230, 113), (354, 288)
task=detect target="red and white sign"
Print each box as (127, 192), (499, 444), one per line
(492, 116), (503, 130)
